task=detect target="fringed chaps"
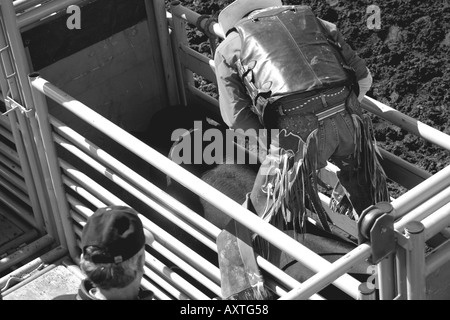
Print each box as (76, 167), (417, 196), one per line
(329, 113), (390, 219)
(257, 129), (331, 234)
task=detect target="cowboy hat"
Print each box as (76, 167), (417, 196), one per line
(218, 0), (283, 36)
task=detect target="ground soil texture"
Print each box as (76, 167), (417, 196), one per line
(169, 0), (450, 197)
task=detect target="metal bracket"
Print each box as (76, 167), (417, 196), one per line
(358, 202), (396, 264)
(1, 96), (33, 117)
(1, 96), (18, 116)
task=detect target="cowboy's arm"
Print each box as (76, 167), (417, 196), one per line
(318, 18), (373, 101)
(214, 34), (264, 131)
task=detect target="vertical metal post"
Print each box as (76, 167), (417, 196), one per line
(2, 102), (46, 231)
(0, 5), (48, 234)
(405, 221), (426, 300)
(145, 0), (180, 106)
(28, 73), (79, 261)
(358, 282), (377, 300)
(377, 254), (397, 300)
(2, 0), (72, 249)
(395, 246), (408, 300)
(169, 1), (193, 106)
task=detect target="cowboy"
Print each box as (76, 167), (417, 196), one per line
(214, 0), (390, 299)
(54, 206), (154, 300)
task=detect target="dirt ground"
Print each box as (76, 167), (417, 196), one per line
(169, 0), (450, 195)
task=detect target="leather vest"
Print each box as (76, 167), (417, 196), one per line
(235, 5), (351, 120)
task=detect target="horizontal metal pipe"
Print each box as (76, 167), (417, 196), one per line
(68, 208), (86, 231)
(0, 172), (30, 206)
(0, 244), (67, 292)
(0, 153), (23, 177)
(426, 239), (450, 276)
(51, 120), (220, 245)
(31, 75), (362, 298)
(0, 140), (20, 163)
(362, 96), (450, 151)
(187, 84), (220, 108)
(422, 202), (450, 241)
(141, 218), (221, 285)
(145, 252), (209, 300)
(378, 148), (431, 189)
(391, 164), (450, 220)
(50, 116), (319, 296)
(441, 228), (450, 238)
(255, 253), (324, 300)
(170, 1), (225, 39)
(0, 163), (28, 194)
(62, 161), (222, 287)
(140, 277), (172, 300)
(2, 263), (63, 297)
(0, 228), (38, 264)
(55, 134), (217, 251)
(279, 243), (371, 300)
(0, 186), (37, 228)
(143, 264), (189, 300)
(180, 43), (217, 83)
(17, 0), (85, 29)
(13, 0), (46, 12)
(264, 277), (290, 298)
(150, 240), (221, 297)
(51, 119), (320, 300)
(395, 186), (450, 232)
(0, 124), (14, 142)
(62, 174), (107, 208)
(0, 234), (54, 274)
(66, 193), (93, 220)
(0, 112), (12, 127)
(72, 223), (82, 240)
(0, 246), (68, 296)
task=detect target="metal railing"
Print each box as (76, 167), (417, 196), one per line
(28, 73), (363, 299)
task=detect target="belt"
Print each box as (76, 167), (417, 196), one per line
(270, 86), (350, 119)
